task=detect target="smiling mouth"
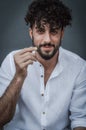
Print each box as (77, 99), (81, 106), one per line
(40, 43), (55, 48)
(36, 43), (55, 53)
(39, 43), (55, 51)
(43, 45), (53, 48)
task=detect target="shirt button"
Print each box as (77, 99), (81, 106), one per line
(41, 75), (43, 77)
(41, 93), (44, 96)
(40, 64), (42, 67)
(43, 112), (45, 114)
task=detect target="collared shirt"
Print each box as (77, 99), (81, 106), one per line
(0, 47), (86, 130)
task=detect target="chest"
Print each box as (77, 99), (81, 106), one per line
(20, 75), (73, 128)
(44, 69), (53, 86)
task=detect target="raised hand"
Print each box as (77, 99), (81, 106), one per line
(14, 47), (37, 78)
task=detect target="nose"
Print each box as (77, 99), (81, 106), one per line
(44, 31), (51, 43)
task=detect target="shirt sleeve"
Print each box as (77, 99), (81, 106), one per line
(69, 62), (86, 129)
(0, 52), (15, 97)
(0, 51), (20, 129)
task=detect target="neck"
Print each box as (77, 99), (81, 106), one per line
(36, 51), (59, 86)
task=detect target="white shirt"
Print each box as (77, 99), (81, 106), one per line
(0, 47), (86, 130)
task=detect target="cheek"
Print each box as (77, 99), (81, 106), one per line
(51, 36), (60, 43)
(33, 35), (43, 45)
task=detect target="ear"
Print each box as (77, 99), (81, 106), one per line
(29, 28), (33, 39)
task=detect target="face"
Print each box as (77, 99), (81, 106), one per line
(29, 24), (64, 60)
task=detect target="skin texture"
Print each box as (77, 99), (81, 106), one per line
(0, 24), (63, 127)
(74, 128), (86, 130)
(0, 47), (37, 127)
(0, 0), (85, 129)
(0, 25), (86, 130)
(29, 24), (64, 85)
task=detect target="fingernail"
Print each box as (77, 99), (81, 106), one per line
(34, 47), (37, 50)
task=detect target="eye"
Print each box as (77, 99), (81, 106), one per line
(50, 29), (59, 35)
(37, 28), (45, 34)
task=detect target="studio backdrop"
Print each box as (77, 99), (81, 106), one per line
(0, 0), (86, 65)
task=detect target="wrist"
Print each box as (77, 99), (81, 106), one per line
(14, 73), (26, 82)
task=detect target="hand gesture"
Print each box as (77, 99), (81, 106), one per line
(14, 47), (37, 78)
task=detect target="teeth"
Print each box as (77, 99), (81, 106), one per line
(44, 45), (51, 47)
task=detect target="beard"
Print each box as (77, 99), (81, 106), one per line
(32, 38), (61, 60)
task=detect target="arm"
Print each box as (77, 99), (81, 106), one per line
(70, 62), (86, 130)
(0, 74), (25, 128)
(73, 127), (86, 130)
(0, 47), (37, 128)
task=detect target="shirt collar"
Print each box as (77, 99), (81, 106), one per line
(36, 46), (64, 79)
(49, 47), (63, 79)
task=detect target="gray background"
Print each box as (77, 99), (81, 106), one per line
(0, 0), (86, 65)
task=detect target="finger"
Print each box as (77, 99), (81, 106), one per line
(18, 47), (37, 55)
(20, 52), (37, 60)
(21, 54), (37, 63)
(21, 60), (34, 68)
(14, 53), (37, 67)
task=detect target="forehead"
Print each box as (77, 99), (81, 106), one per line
(33, 22), (60, 30)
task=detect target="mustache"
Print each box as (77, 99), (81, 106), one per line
(38, 43), (55, 48)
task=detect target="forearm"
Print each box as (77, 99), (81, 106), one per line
(73, 127), (86, 130)
(0, 74), (25, 127)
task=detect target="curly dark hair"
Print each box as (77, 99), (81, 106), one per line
(25, 0), (72, 29)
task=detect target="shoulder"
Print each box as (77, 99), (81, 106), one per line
(59, 47), (86, 75)
(60, 47), (86, 65)
(8, 49), (21, 57)
(2, 49), (22, 63)
(0, 49), (21, 74)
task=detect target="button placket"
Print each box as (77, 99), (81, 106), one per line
(40, 64), (45, 96)
(39, 64), (47, 128)
(44, 82), (50, 102)
(41, 82), (50, 129)
(41, 109), (47, 127)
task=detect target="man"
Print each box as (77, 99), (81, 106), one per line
(0, 0), (86, 130)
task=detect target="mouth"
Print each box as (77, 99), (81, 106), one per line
(42, 45), (53, 51)
(40, 43), (55, 47)
(39, 43), (55, 51)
